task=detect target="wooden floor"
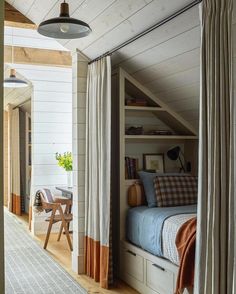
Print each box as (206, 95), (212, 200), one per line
(17, 214), (139, 294)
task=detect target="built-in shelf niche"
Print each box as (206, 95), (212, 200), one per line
(123, 70), (197, 137)
(125, 79), (160, 107)
(117, 66), (199, 181)
(125, 135), (197, 141)
(110, 67), (199, 259)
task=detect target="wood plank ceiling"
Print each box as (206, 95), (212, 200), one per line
(5, 0), (236, 130)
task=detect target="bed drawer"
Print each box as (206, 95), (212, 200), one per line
(146, 259), (174, 294)
(121, 246), (144, 283)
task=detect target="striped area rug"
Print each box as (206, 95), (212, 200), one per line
(4, 210), (87, 294)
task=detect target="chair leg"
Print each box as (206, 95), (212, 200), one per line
(58, 206), (73, 251)
(44, 209), (55, 249)
(57, 222), (63, 242)
(62, 220), (73, 251)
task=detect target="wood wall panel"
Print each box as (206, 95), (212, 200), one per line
(5, 1), (35, 26)
(4, 45), (72, 67)
(0, 0), (4, 290)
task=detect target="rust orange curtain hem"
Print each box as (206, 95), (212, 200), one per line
(28, 206), (32, 230)
(12, 193), (21, 215)
(84, 236), (109, 289)
(8, 105), (21, 216)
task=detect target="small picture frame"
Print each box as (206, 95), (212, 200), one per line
(143, 153), (165, 173)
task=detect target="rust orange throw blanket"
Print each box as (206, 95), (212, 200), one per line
(175, 217), (197, 294)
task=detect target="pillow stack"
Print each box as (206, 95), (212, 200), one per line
(138, 171), (162, 207)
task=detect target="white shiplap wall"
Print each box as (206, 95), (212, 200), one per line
(33, 67), (72, 234)
(4, 26), (69, 51)
(13, 64), (73, 234)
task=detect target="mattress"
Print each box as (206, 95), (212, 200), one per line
(126, 205), (197, 265)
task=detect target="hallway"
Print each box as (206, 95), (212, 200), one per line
(4, 209), (86, 294)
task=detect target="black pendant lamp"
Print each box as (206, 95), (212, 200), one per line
(4, 69), (28, 88)
(38, 1), (91, 39)
(4, 30), (28, 88)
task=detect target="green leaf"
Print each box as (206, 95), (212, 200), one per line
(55, 151), (73, 171)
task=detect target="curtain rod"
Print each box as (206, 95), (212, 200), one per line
(13, 98), (31, 109)
(88, 0), (202, 65)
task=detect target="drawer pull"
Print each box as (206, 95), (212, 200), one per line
(126, 250), (136, 256)
(152, 263), (165, 271)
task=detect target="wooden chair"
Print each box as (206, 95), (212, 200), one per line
(39, 191), (73, 251)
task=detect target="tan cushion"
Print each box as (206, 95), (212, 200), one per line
(128, 182), (146, 207)
(46, 213), (73, 222)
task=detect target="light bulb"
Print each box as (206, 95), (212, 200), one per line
(60, 23), (70, 33)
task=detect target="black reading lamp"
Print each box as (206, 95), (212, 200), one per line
(167, 146), (189, 173)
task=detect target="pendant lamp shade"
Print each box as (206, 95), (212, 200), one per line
(37, 2), (91, 39)
(4, 69), (28, 88)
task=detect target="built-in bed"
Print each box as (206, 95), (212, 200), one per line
(126, 205), (197, 265)
(120, 177), (197, 294)
(121, 206), (196, 294)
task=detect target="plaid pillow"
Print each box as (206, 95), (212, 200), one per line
(153, 175), (198, 207)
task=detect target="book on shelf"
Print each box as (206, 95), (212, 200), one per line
(125, 157), (139, 179)
(145, 129), (173, 135)
(125, 96), (148, 106)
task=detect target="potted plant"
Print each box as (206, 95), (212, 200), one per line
(55, 152), (73, 188)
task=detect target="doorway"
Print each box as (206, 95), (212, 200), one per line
(3, 66), (32, 219)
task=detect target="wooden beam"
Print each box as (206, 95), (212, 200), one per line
(5, 1), (36, 29)
(0, 0), (4, 290)
(4, 20), (37, 29)
(4, 45), (72, 67)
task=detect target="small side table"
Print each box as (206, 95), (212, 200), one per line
(55, 186), (73, 201)
(56, 186), (73, 233)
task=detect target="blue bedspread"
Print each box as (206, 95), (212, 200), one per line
(126, 205), (197, 257)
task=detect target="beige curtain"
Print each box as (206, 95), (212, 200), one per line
(3, 111), (9, 207)
(84, 56), (112, 288)
(8, 105), (21, 215)
(194, 1), (234, 293)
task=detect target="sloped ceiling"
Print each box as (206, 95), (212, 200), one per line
(5, 0), (236, 130)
